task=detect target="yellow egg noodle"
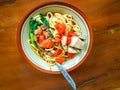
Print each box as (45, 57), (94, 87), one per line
(28, 12), (84, 66)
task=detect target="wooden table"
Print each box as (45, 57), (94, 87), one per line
(0, 0), (120, 90)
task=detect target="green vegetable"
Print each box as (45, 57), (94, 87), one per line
(29, 17), (41, 46)
(29, 18), (41, 33)
(31, 22), (40, 33)
(39, 13), (50, 28)
(39, 13), (55, 38)
(29, 14), (53, 46)
(30, 32), (36, 46)
(29, 17), (35, 26)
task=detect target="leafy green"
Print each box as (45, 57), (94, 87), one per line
(29, 18), (41, 33)
(30, 32), (36, 46)
(29, 17), (35, 26)
(29, 14), (53, 46)
(29, 17), (41, 46)
(39, 13), (50, 28)
(39, 13), (55, 38)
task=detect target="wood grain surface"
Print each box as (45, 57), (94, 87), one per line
(0, 0), (120, 90)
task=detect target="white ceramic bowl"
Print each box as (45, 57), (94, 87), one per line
(17, 2), (93, 74)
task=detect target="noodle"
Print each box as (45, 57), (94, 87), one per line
(29, 12), (85, 66)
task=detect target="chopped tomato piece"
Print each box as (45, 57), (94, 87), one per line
(55, 57), (65, 64)
(53, 48), (62, 56)
(65, 31), (77, 44)
(67, 36), (71, 44)
(67, 31), (77, 36)
(55, 23), (66, 34)
(56, 35), (62, 39)
(39, 34), (45, 43)
(54, 35), (62, 44)
(67, 53), (75, 58)
(43, 39), (53, 48)
(54, 38), (61, 44)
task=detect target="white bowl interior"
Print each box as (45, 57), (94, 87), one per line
(21, 4), (90, 72)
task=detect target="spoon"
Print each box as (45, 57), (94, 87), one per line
(55, 62), (76, 90)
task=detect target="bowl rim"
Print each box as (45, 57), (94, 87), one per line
(17, 1), (93, 74)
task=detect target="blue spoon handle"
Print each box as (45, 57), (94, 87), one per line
(55, 62), (76, 90)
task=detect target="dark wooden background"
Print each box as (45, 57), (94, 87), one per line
(0, 0), (120, 90)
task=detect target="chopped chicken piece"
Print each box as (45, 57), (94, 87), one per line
(41, 25), (47, 31)
(78, 35), (86, 40)
(61, 36), (67, 45)
(61, 36), (67, 50)
(34, 26), (42, 35)
(69, 36), (85, 49)
(43, 31), (49, 38)
(68, 46), (77, 53)
(76, 32), (81, 36)
(76, 33), (86, 40)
